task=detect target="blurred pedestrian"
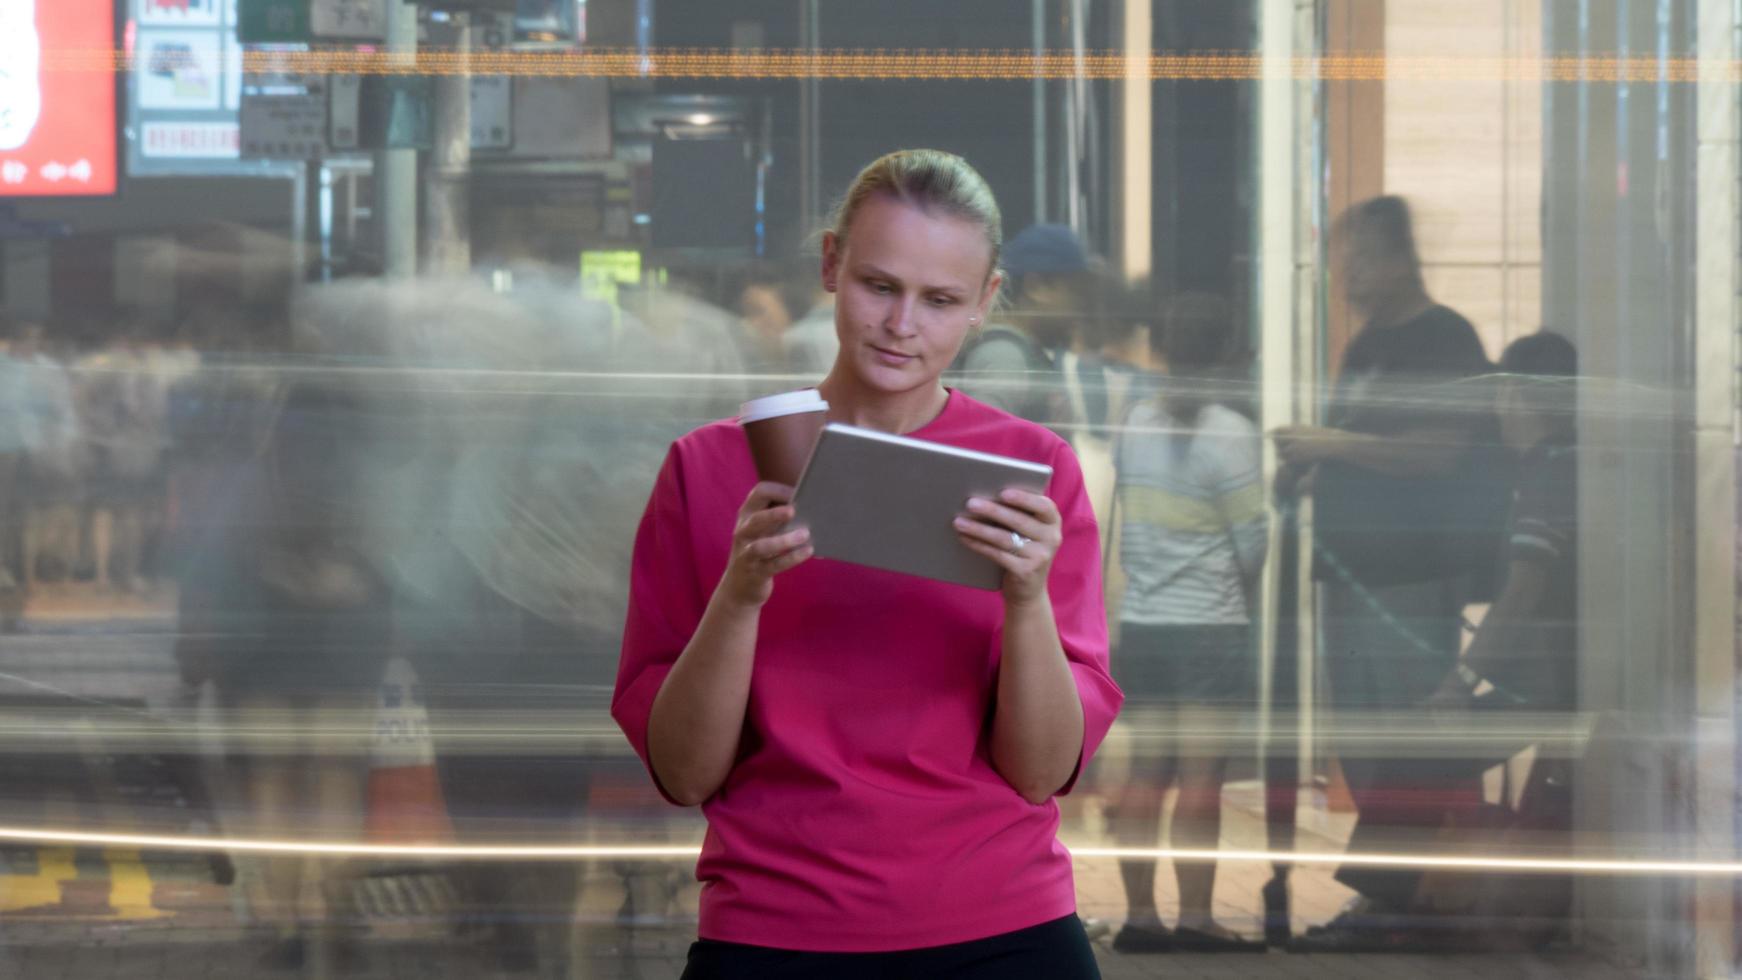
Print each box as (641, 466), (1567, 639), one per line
(178, 379), (385, 970)
(950, 223), (1093, 430)
(13, 323), (83, 590)
(0, 321), (36, 593)
(1428, 331), (1578, 713)
(1277, 196), (1502, 949)
(1106, 293), (1267, 953)
(75, 324), (170, 594)
(734, 263), (811, 377)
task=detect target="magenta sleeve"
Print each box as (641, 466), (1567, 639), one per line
(611, 444), (710, 805)
(1044, 442), (1124, 795)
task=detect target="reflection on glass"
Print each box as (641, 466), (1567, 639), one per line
(0, 1), (1736, 977)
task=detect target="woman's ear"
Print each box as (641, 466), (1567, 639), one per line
(821, 232), (841, 292)
(975, 270), (1004, 324)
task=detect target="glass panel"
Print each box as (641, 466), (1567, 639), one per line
(0, 1), (1735, 976)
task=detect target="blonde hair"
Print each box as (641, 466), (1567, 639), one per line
(829, 149), (1004, 282)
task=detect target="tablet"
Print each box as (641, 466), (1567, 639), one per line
(791, 423), (1054, 590)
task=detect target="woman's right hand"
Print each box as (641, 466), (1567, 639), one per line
(717, 482), (813, 609)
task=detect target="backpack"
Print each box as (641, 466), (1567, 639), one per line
(949, 325), (1073, 430)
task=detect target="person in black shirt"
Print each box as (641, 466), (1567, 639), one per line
(1430, 331), (1578, 711)
(1403, 331), (1580, 945)
(1274, 196), (1500, 945)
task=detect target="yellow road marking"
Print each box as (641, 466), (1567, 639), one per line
(0, 846), (77, 912)
(104, 849), (170, 920)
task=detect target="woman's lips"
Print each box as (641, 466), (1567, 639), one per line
(871, 345), (916, 366)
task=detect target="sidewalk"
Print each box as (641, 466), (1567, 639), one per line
(0, 916), (1643, 980)
(0, 590), (1647, 977)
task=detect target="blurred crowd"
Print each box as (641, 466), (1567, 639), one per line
(0, 318), (199, 600)
(0, 198), (1588, 967)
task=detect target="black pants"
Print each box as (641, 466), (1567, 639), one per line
(680, 915), (1100, 980)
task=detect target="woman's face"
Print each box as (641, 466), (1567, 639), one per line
(821, 194), (999, 398)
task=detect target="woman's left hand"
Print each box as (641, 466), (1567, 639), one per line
(955, 488), (1063, 606)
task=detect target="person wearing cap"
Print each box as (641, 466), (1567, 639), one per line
(950, 223), (1099, 430)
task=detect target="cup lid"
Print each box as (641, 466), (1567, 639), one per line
(740, 389), (829, 424)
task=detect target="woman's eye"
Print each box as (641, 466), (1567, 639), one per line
(868, 281), (893, 294)
(929, 295), (956, 307)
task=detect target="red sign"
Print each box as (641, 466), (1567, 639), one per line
(0, 0), (119, 197)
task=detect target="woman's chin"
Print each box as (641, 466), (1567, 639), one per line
(847, 356), (927, 392)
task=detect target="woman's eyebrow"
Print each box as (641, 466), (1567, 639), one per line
(853, 262), (900, 283)
(853, 262), (967, 296)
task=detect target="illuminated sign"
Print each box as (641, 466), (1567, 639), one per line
(127, 0), (295, 178)
(140, 0), (222, 26)
(0, 0), (119, 196)
(580, 249), (641, 305)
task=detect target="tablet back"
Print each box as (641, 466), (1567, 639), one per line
(791, 423), (1054, 590)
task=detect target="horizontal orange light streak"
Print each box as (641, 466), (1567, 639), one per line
(37, 47), (1742, 82)
(0, 826), (1737, 876)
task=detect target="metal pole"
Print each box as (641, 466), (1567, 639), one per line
(1063, 0), (1085, 237)
(376, 0), (417, 278)
(799, 0), (821, 233)
(423, 12), (472, 275)
(290, 163), (308, 282)
(1255, 0), (1309, 945)
(1031, 0), (1046, 225)
(318, 162), (334, 281)
(1117, 0), (1151, 280)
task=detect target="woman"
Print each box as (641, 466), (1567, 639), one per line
(613, 149), (1122, 978)
(1105, 294), (1267, 953)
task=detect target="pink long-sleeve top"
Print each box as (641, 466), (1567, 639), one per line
(612, 390), (1122, 952)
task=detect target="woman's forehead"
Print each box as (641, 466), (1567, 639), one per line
(843, 197), (993, 285)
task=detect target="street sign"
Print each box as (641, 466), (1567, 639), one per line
(470, 76), (511, 150)
(310, 0), (387, 41)
(239, 73), (328, 158)
(580, 249), (641, 305)
(237, 0), (309, 43)
(238, 0), (387, 43)
(140, 121), (241, 159)
(126, 0), (294, 178)
(328, 74), (362, 150)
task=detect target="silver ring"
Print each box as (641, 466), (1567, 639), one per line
(1010, 531), (1029, 554)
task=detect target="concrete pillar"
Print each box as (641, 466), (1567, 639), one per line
(1545, 0), (1707, 971)
(1114, 0), (1151, 282)
(1691, 0), (1739, 973)
(423, 13), (472, 275)
(376, 0), (418, 279)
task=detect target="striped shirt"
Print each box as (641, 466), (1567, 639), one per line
(1116, 399), (1268, 626)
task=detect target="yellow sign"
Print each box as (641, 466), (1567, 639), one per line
(580, 250), (642, 305)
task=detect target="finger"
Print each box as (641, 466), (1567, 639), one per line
(1010, 487), (1059, 525)
(995, 488), (1061, 524)
(953, 515), (1050, 558)
(739, 505), (797, 538)
(962, 499), (1050, 541)
(956, 532), (1024, 572)
(745, 527), (810, 559)
(763, 544), (815, 575)
(741, 481), (796, 514)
